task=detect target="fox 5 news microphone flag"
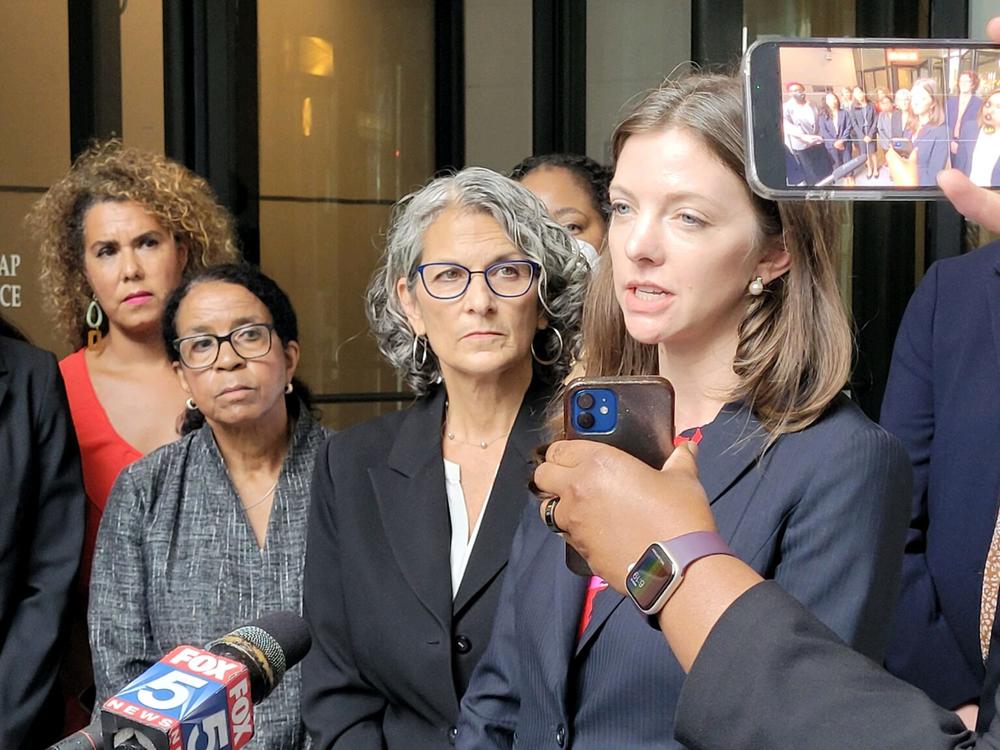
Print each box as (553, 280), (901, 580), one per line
(99, 644), (255, 750)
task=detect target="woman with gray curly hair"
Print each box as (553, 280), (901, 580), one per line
(302, 166), (588, 749)
(24, 139), (240, 732)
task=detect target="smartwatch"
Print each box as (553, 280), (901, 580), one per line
(626, 531), (732, 616)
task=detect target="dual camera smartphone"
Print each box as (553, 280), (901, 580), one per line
(561, 377), (675, 575)
(744, 38), (1000, 199)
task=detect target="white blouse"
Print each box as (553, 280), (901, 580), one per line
(443, 458), (497, 597)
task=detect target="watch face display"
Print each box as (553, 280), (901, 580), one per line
(627, 545), (677, 611)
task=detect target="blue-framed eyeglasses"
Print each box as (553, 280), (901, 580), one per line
(173, 323), (275, 369)
(415, 260), (541, 300)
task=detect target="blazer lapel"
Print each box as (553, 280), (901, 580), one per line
(0, 346), (9, 413)
(453, 384), (549, 616)
(370, 388), (454, 633)
(987, 261), (1000, 376)
(696, 403), (767, 505)
(574, 404), (767, 656)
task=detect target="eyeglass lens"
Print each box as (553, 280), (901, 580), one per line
(178, 324), (273, 368)
(420, 261), (536, 299)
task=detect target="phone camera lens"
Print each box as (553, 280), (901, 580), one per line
(577, 392), (595, 409)
(577, 411), (596, 430)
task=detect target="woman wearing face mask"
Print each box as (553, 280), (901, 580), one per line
(301, 167), (588, 749)
(886, 78), (951, 187)
(456, 74), (910, 750)
(89, 264), (329, 749)
(26, 139), (240, 730)
(510, 153), (612, 263)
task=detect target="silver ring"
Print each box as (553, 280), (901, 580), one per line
(542, 496), (566, 533)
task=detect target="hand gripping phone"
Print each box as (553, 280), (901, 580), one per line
(561, 376), (675, 576)
(744, 37), (1000, 200)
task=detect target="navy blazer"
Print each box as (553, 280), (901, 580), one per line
(0, 337), (84, 747)
(301, 382), (550, 749)
(946, 95), (982, 175)
(457, 395), (910, 749)
(819, 110), (853, 165)
(883, 242), (1000, 709)
(912, 124), (951, 186)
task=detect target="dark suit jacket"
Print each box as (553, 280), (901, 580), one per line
(819, 109), (853, 165)
(301, 382), (550, 749)
(946, 95), (982, 175)
(914, 123), (952, 186)
(457, 395), (911, 749)
(674, 581), (987, 750)
(849, 102), (878, 155)
(0, 337), (85, 748)
(883, 242), (1000, 709)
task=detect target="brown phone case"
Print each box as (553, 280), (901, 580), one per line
(562, 376), (675, 576)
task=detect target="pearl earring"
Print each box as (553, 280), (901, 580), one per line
(748, 276), (765, 296)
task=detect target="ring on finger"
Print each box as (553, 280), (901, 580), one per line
(542, 496), (567, 534)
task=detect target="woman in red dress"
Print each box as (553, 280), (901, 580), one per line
(26, 139), (240, 730)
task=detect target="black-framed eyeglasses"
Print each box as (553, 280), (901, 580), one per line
(173, 323), (275, 369)
(415, 260), (541, 300)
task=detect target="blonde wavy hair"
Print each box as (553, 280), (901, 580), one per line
(582, 74), (852, 439)
(26, 140), (241, 347)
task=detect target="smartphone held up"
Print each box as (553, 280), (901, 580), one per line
(561, 377), (675, 576)
(743, 38), (1000, 199)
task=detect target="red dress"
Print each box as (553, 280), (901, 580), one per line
(58, 349), (143, 729)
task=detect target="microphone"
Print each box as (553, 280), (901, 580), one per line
(47, 611), (311, 750)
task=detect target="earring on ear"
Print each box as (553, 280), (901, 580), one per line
(86, 294), (104, 349)
(285, 382), (293, 394)
(748, 276), (765, 296)
(185, 398), (198, 411)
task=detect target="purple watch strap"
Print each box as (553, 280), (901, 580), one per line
(665, 531), (732, 573)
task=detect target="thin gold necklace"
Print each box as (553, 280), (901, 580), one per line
(444, 401), (512, 449)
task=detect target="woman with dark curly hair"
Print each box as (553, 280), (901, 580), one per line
(25, 139), (240, 729)
(301, 166), (589, 749)
(510, 153), (612, 258)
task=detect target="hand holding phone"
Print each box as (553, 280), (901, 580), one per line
(560, 376), (675, 575)
(744, 37), (1000, 200)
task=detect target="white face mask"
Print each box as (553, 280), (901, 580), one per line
(575, 239), (600, 269)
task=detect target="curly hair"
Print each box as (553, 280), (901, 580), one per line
(509, 153), (613, 221)
(366, 167), (590, 396)
(26, 139), (241, 347)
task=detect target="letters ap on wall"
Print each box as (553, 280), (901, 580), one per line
(100, 645), (255, 750)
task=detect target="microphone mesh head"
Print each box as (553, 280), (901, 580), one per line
(229, 624), (286, 683)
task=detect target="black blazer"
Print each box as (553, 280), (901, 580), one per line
(0, 337), (85, 748)
(674, 581), (985, 750)
(457, 395), (911, 749)
(883, 242), (1000, 709)
(301, 382), (550, 749)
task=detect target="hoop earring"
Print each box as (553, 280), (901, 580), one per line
(531, 327), (564, 366)
(285, 382), (293, 394)
(185, 398), (198, 411)
(748, 276), (765, 296)
(411, 335), (429, 370)
(86, 295), (104, 349)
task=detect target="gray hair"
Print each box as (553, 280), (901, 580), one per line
(366, 166), (590, 396)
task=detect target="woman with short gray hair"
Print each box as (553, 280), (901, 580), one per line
(301, 166), (589, 749)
